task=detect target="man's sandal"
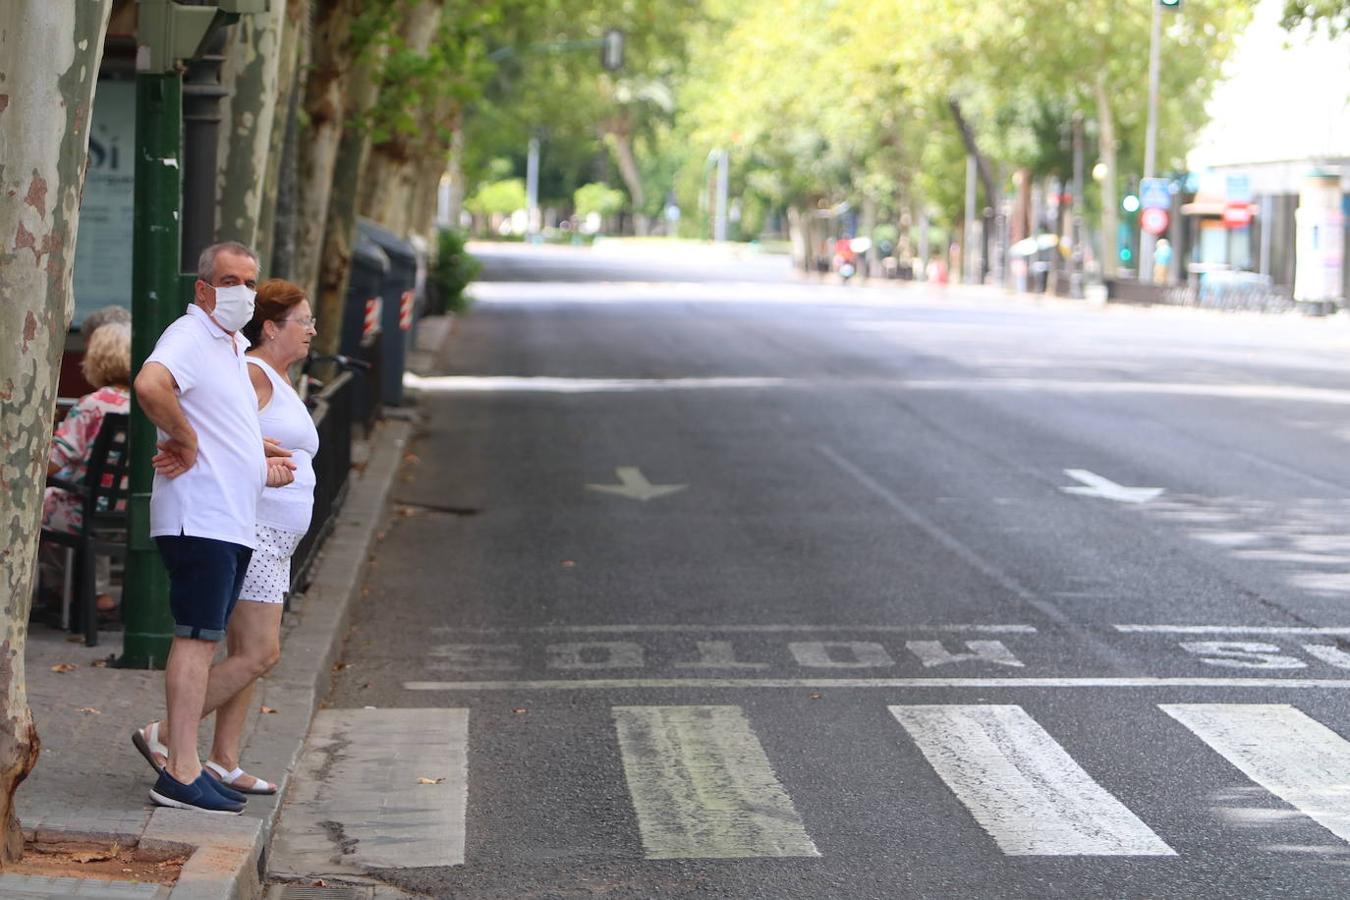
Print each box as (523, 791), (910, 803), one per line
(204, 760), (278, 795)
(131, 721), (167, 774)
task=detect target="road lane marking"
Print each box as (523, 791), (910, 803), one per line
(890, 705), (1175, 856)
(269, 708), (469, 873)
(823, 445), (1144, 673)
(906, 640), (1024, 668)
(404, 373), (789, 393)
(674, 641), (770, 669)
(1061, 469), (1164, 504)
(1161, 704), (1350, 844)
(817, 445), (1049, 611)
(1179, 641), (1308, 669)
(406, 371), (1350, 407)
(403, 677), (1350, 692)
(430, 624), (1039, 634)
(547, 641), (645, 669)
(585, 466), (687, 501)
(612, 705), (819, 859)
(1118, 625), (1350, 635)
(787, 641), (895, 668)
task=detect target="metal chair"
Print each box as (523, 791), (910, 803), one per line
(39, 412), (130, 647)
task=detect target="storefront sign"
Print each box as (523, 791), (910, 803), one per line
(72, 80), (136, 326)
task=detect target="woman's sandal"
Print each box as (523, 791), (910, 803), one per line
(204, 760), (278, 795)
(131, 721), (168, 774)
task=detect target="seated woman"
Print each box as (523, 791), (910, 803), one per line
(40, 320), (132, 614)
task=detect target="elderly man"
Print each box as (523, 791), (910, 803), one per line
(131, 241), (295, 814)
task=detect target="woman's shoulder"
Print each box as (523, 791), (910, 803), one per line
(82, 386), (130, 414)
(247, 358), (274, 395)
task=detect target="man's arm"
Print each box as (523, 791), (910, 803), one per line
(134, 362), (197, 477)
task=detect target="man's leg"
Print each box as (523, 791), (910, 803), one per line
(162, 635), (217, 784)
(143, 535), (251, 773)
(208, 599), (282, 769)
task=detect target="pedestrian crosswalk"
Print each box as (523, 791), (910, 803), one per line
(889, 704), (1174, 856)
(273, 702), (1350, 872)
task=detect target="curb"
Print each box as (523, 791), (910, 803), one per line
(163, 417), (413, 899)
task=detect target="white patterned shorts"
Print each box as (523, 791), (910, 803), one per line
(238, 524), (304, 604)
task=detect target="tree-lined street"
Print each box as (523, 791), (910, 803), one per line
(268, 243), (1350, 897)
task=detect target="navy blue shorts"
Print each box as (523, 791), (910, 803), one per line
(155, 535), (253, 641)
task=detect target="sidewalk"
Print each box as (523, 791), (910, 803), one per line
(5, 356), (427, 897)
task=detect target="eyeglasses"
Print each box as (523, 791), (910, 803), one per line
(282, 316), (317, 329)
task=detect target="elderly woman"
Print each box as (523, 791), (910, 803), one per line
(41, 320), (132, 613)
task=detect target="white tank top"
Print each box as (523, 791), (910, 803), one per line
(248, 357), (319, 534)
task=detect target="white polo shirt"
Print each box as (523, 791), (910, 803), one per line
(146, 304), (266, 548)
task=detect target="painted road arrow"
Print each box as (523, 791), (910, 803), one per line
(586, 467), (687, 502)
(1060, 469), (1163, 504)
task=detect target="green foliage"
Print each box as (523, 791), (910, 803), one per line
(465, 178), (526, 216)
(1282, 0), (1349, 34)
(456, 0), (1255, 249)
(573, 182), (627, 218)
(430, 228), (480, 315)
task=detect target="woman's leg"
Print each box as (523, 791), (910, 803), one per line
(208, 599), (282, 774)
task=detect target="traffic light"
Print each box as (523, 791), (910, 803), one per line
(1122, 194), (1141, 213)
(1159, 0), (1181, 7)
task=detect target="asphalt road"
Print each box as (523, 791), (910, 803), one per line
(275, 242), (1350, 899)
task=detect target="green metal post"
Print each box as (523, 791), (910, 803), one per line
(122, 72), (183, 669)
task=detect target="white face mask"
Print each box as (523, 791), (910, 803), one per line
(210, 283), (256, 332)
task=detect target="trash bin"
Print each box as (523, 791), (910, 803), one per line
(340, 232), (389, 426)
(358, 220), (419, 407)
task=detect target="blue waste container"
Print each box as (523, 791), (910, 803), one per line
(340, 233), (389, 425)
(358, 220), (419, 406)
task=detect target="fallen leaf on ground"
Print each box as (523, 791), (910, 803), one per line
(513, 707), (528, 715)
(50, 663), (77, 673)
(91, 659), (109, 668)
(332, 661), (350, 671)
(808, 693), (822, 700)
(73, 847), (116, 863)
(65, 634), (83, 643)
(403, 453), (420, 465)
(77, 707), (101, 715)
(259, 705), (278, 714)
(417, 777), (446, 785)
(561, 560), (576, 568)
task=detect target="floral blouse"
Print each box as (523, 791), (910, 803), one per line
(43, 385), (130, 535)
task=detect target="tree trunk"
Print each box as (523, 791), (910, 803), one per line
(408, 147), (449, 245)
(786, 205), (807, 271)
(215, 0), (287, 248)
(253, 0), (307, 271)
(948, 97), (998, 211)
(1094, 71), (1120, 279)
(445, 125), (465, 229)
(604, 126), (649, 236)
(293, 0), (361, 298)
(357, 0), (444, 233)
(313, 40), (390, 361)
(0, 0), (111, 866)
(860, 194), (878, 278)
(1011, 168), (1031, 244)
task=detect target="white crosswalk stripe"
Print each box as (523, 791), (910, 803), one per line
(270, 708), (470, 876)
(612, 705), (820, 859)
(1161, 703), (1350, 845)
(889, 704), (1176, 856)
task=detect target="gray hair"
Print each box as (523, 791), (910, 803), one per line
(197, 241), (259, 282)
(80, 304), (131, 341)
